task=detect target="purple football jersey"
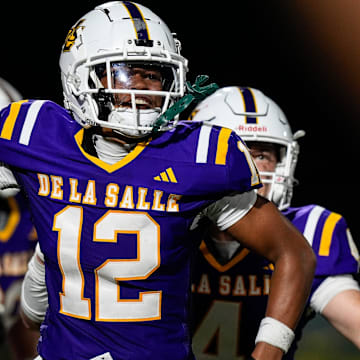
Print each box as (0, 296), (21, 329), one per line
(0, 100), (261, 360)
(0, 192), (37, 305)
(191, 204), (359, 360)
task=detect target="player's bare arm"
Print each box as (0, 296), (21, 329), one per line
(226, 195), (316, 360)
(316, 283), (360, 348)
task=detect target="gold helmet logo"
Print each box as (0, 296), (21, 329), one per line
(63, 19), (85, 52)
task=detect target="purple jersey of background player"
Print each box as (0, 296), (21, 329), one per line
(0, 192), (37, 304)
(191, 204), (358, 359)
(0, 99), (260, 360)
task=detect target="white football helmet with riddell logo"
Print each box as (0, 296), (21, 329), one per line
(59, 1), (188, 139)
(191, 86), (305, 210)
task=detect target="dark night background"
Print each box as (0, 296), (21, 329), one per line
(3, 2), (359, 236)
(2, 1), (359, 237)
(1, 1), (360, 358)
(5, 0), (358, 241)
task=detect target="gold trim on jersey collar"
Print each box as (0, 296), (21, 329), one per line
(74, 129), (149, 173)
(200, 240), (249, 272)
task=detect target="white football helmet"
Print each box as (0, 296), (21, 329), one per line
(0, 78), (22, 110)
(0, 78), (22, 198)
(191, 86), (305, 210)
(59, 1), (188, 139)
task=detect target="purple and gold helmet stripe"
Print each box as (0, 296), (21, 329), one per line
(239, 87), (258, 124)
(122, 1), (151, 41)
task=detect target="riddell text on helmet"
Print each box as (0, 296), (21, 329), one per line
(238, 125), (268, 132)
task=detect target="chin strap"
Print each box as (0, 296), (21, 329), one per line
(152, 75), (219, 133)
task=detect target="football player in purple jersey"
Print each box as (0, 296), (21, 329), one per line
(190, 86), (360, 359)
(0, 78), (39, 360)
(0, 3), (315, 360)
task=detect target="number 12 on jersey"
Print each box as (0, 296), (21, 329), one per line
(53, 206), (162, 322)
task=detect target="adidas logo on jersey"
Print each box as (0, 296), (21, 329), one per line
(153, 168), (178, 183)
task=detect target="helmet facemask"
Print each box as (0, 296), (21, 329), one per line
(65, 54), (185, 139)
(253, 140), (300, 210)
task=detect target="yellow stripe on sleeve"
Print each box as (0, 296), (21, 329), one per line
(318, 212), (342, 256)
(0, 100), (28, 140)
(215, 127), (232, 165)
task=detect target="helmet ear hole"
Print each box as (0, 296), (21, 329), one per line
(275, 144), (284, 163)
